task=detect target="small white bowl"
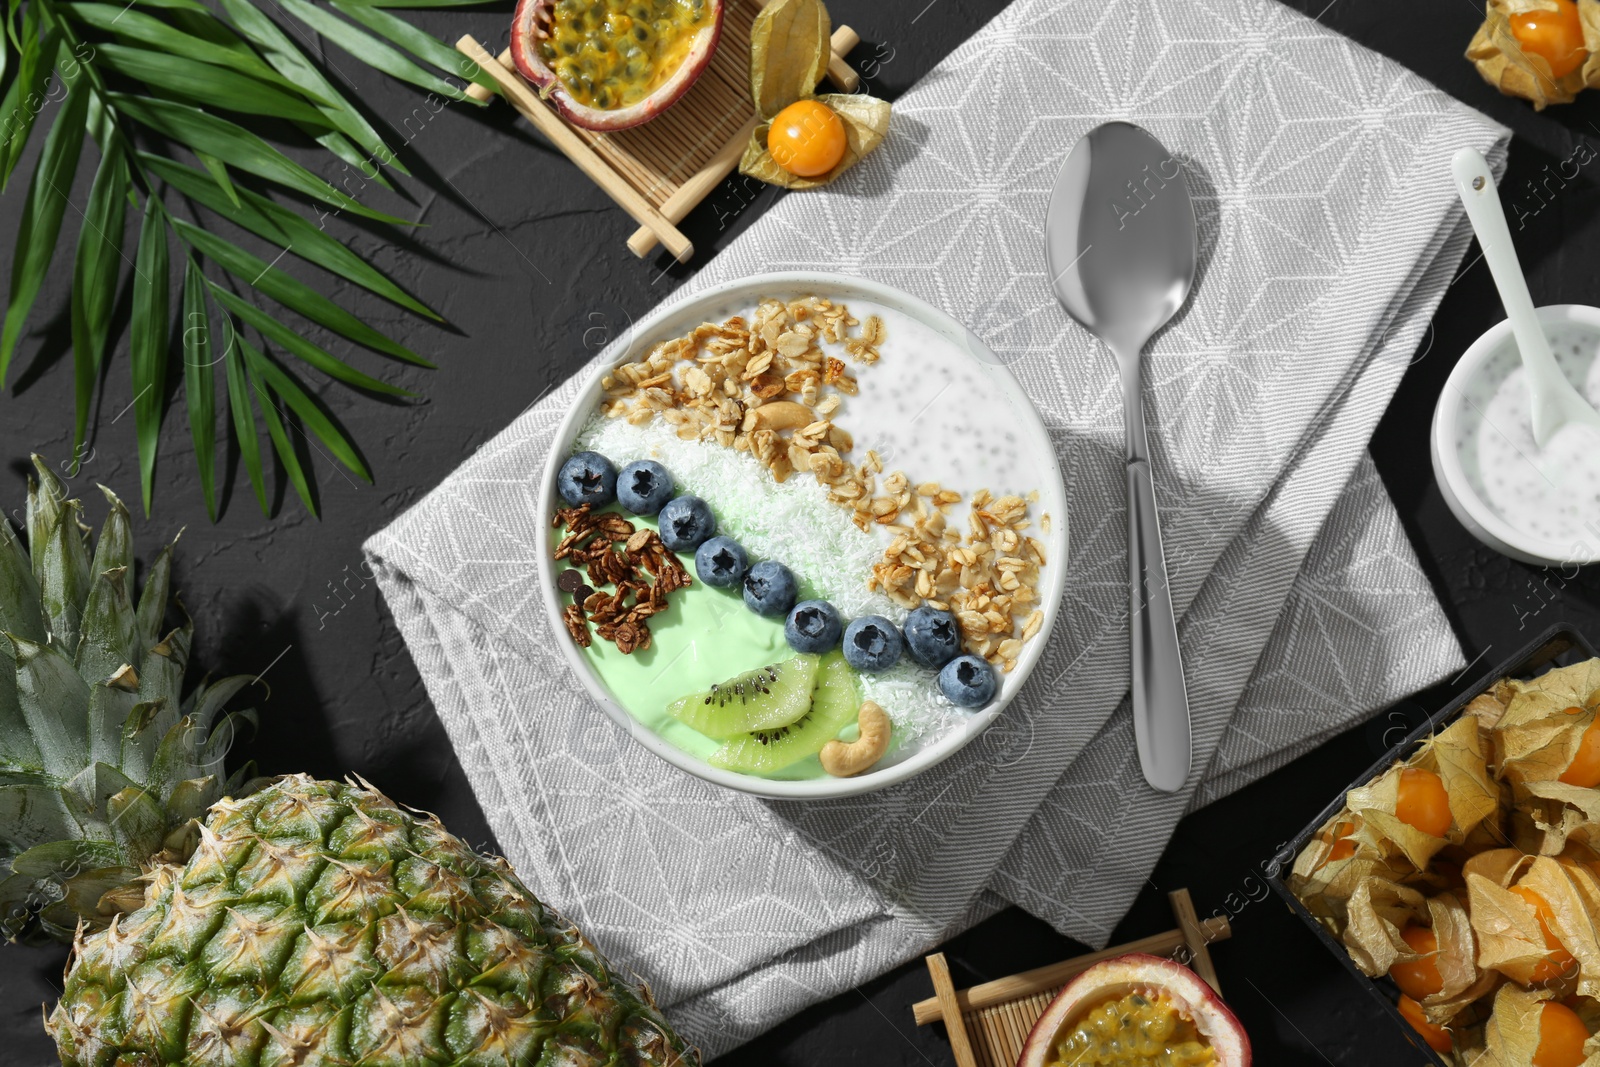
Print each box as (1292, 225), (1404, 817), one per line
(1431, 303), (1600, 567)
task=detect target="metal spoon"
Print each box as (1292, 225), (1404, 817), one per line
(1452, 147), (1600, 447)
(1046, 122), (1197, 793)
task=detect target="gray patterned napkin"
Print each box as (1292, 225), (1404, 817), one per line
(367, 0), (1508, 1053)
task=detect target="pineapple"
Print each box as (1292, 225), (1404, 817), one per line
(0, 460), (696, 1066)
(0, 456), (261, 942)
(48, 776), (696, 1066)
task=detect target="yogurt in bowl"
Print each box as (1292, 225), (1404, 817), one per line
(1432, 304), (1600, 566)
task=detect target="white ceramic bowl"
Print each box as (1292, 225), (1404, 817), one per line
(535, 272), (1069, 799)
(1431, 303), (1600, 567)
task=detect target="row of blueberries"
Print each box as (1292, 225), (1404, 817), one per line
(557, 451), (998, 708)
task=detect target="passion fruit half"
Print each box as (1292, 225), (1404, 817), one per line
(509, 0), (724, 132)
(1017, 953), (1251, 1067)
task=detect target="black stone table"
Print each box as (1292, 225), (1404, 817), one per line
(4, 1), (1600, 1062)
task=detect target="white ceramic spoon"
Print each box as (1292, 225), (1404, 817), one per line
(1452, 147), (1600, 447)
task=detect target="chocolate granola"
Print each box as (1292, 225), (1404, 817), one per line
(552, 504), (691, 654)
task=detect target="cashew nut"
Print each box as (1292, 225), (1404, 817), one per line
(750, 400), (815, 431)
(820, 701), (892, 777)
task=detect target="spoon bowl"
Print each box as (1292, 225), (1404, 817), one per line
(1047, 125), (1198, 353)
(1452, 148), (1600, 446)
(1046, 122), (1198, 793)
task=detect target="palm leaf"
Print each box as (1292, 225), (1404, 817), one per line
(0, 71), (88, 385)
(131, 0), (393, 189)
(69, 136), (128, 465)
(333, 1), (497, 98)
(172, 218), (430, 368)
(142, 153), (438, 320)
(194, 150), (241, 209)
(207, 285), (411, 398)
(134, 0), (246, 20)
(180, 259), (216, 520)
(110, 94), (412, 225)
(336, 0), (495, 7)
(1, 0), (498, 518)
(239, 338), (316, 515)
(310, 128), (396, 193)
(221, 337), (267, 514)
(129, 197), (170, 517)
(94, 43), (331, 126)
(242, 339), (371, 482)
(276, 0), (469, 102)
(62, 4), (303, 94)
(0, 19), (58, 186)
(214, 0), (411, 180)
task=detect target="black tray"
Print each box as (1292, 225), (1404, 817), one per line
(1265, 623), (1599, 1064)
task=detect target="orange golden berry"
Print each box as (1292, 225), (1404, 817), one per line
(1534, 1001), (1590, 1067)
(1511, 884), (1578, 985)
(1398, 994), (1453, 1053)
(1511, 0), (1589, 80)
(768, 100), (847, 178)
(1316, 821), (1357, 869)
(1396, 767), (1452, 838)
(1559, 719), (1600, 788)
(1390, 925), (1444, 999)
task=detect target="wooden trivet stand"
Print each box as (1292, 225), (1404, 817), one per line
(912, 888), (1230, 1067)
(458, 0), (861, 263)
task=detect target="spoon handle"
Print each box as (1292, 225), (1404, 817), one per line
(1451, 148), (1567, 445)
(1122, 355), (1191, 794)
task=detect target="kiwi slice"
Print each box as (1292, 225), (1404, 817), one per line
(709, 653), (858, 775)
(665, 654), (820, 740)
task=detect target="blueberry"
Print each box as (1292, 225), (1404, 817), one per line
(742, 560), (797, 617)
(695, 536), (748, 587)
(903, 606), (961, 669)
(939, 654), (996, 707)
(785, 600), (842, 653)
(557, 451), (616, 507)
(616, 460), (674, 514)
(658, 495), (715, 552)
(843, 615), (902, 672)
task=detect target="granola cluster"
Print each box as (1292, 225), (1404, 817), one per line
(553, 503), (690, 653)
(870, 487), (1049, 675)
(600, 297), (871, 489)
(596, 296), (1050, 673)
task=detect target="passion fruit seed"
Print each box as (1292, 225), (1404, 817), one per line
(1049, 990), (1216, 1067)
(536, 0), (710, 110)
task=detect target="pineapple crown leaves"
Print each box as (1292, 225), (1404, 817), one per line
(0, 0), (500, 520)
(0, 457), (262, 943)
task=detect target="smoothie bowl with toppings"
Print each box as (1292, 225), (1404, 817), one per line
(536, 274), (1068, 798)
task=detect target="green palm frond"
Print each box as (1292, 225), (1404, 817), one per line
(0, 0), (498, 519)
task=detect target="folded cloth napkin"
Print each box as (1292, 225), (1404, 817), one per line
(366, 0), (1509, 1053)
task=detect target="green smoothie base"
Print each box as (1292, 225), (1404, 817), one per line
(569, 511), (833, 780)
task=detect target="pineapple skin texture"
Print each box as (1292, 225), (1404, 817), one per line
(47, 775), (697, 1067)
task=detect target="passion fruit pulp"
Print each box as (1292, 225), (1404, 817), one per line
(509, 0), (724, 131)
(1017, 953), (1251, 1067)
